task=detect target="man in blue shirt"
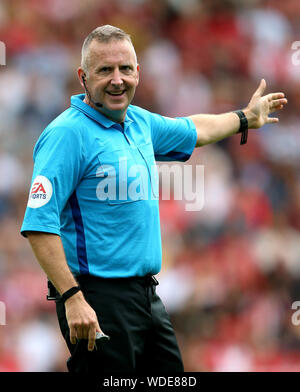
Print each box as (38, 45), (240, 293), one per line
(21, 25), (287, 372)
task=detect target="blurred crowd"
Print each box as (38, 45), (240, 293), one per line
(0, 0), (300, 371)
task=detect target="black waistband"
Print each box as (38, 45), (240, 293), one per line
(48, 274), (159, 302)
(76, 273), (159, 287)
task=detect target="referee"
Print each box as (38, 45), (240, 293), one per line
(21, 25), (287, 373)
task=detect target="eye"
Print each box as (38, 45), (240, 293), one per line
(120, 65), (133, 73)
(97, 66), (111, 73)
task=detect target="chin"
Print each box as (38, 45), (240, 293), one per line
(107, 103), (128, 112)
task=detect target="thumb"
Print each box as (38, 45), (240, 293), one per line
(255, 78), (266, 97)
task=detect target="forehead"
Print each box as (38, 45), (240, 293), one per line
(88, 39), (137, 67)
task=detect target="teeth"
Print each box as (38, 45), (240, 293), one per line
(108, 91), (124, 96)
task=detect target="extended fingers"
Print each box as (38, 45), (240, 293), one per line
(267, 92), (285, 101)
(269, 97), (288, 112)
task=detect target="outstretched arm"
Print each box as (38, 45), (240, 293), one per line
(190, 79), (287, 147)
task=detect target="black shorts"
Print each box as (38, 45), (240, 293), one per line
(55, 274), (184, 373)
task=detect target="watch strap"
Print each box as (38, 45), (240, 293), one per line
(61, 286), (81, 303)
(234, 110), (248, 145)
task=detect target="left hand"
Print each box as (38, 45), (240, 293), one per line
(244, 79), (287, 129)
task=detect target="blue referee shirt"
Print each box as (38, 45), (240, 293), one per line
(21, 94), (197, 278)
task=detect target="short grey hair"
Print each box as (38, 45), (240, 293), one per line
(81, 25), (135, 75)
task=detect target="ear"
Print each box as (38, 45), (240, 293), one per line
(136, 64), (140, 86)
(77, 67), (86, 88)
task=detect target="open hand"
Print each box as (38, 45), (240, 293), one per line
(244, 79), (287, 129)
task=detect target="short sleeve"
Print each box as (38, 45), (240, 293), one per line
(150, 113), (197, 162)
(20, 125), (85, 237)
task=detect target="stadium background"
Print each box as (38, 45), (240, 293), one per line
(1, 0), (300, 371)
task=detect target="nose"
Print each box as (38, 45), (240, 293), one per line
(111, 68), (123, 86)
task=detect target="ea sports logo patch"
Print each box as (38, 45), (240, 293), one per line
(27, 175), (53, 208)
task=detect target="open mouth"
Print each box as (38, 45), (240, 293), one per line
(106, 90), (126, 97)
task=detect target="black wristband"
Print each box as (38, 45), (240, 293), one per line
(61, 286), (81, 303)
(234, 110), (248, 145)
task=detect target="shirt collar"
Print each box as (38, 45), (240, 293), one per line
(70, 94), (133, 129)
